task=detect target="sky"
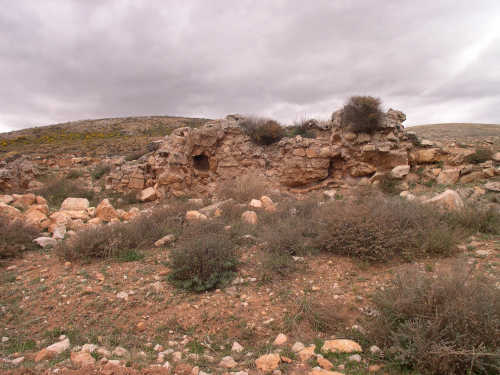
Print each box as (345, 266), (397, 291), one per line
(1, 0), (500, 133)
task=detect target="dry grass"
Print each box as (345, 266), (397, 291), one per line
(34, 178), (96, 209)
(239, 117), (284, 145)
(368, 264), (500, 374)
(216, 174), (269, 203)
(0, 216), (40, 260)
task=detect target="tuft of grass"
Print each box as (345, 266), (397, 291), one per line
(368, 264), (500, 375)
(216, 173), (268, 202)
(342, 96), (384, 134)
(239, 117), (284, 145)
(67, 169), (84, 179)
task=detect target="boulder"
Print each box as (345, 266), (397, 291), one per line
(260, 195), (277, 212)
(0, 195), (13, 205)
(492, 152), (500, 162)
(185, 210), (208, 221)
(33, 237), (57, 248)
(322, 339), (362, 353)
(350, 163), (376, 177)
(249, 199), (263, 209)
(255, 353), (280, 372)
(46, 338), (70, 354)
(412, 148), (440, 163)
(436, 168), (460, 185)
(12, 193), (35, 209)
(424, 189), (464, 210)
(61, 198), (90, 211)
(273, 333), (288, 346)
(391, 165), (410, 179)
(70, 351), (96, 368)
(96, 199), (119, 222)
(154, 234), (176, 247)
(24, 208), (48, 227)
(0, 203), (23, 219)
(139, 187), (157, 202)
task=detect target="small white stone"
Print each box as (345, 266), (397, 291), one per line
(291, 342), (305, 353)
(112, 346), (129, 357)
(348, 354), (362, 362)
(116, 291), (128, 300)
(1, 337), (9, 343)
(232, 341), (244, 353)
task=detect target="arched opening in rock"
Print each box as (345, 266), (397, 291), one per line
(193, 154), (210, 171)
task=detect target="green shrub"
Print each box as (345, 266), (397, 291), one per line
(378, 174), (400, 195)
(0, 216), (40, 260)
(284, 294), (343, 333)
(57, 205), (183, 261)
(342, 96), (384, 133)
(464, 148), (493, 164)
(285, 119), (316, 139)
(168, 223), (238, 292)
(91, 163), (111, 180)
(368, 265), (500, 374)
(34, 178), (96, 208)
(239, 117), (284, 145)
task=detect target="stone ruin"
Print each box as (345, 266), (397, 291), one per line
(105, 108), (420, 200)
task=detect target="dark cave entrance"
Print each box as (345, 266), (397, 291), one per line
(193, 154), (210, 171)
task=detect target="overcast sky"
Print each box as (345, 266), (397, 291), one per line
(1, 0), (499, 133)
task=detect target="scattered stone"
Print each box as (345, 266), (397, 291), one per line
(348, 354), (362, 362)
(260, 196), (277, 212)
(1, 336), (8, 343)
(71, 351), (96, 367)
(116, 291), (128, 300)
(249, 199), (263, 208)
(81, 344), (98, 353)
(291, 342), (305, 353)
(273, 333), (288, 346)
(154, 234), (176, 247)
(323, 189), (337, 200)
(485, 182), (500, 192)
(298, 345), (316, 361)
(33, 237), (57, 248)
(308, 370), (344, 375)
(255, 353), (280, 372)
(317, 355), (334, 370)
(186, 210), (208, 221)
(391, 165), (410, 179)
(369, 345), (382, 355)
(231, 341), (244, 353)
(35, 349), (56, 362)
(96, 199), (119, 222)
(322, 339), (362, 353)
(219, 356), (238, 368)
(46, 338), (70, 354)
(11, 357), (24, 366)
(368, 364), (383, 372)
(112, 346), (129, 357)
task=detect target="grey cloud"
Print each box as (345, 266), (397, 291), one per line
(1, 0), (500, 133)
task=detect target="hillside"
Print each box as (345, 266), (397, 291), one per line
(410, 123), (500, 146)
(0, 116), (211, 158)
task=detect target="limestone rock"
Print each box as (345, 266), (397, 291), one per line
(219, 356), (237, 368)
(255, 353), (280, 372)
(424, 189), (464, 210)
(96, 199), (119, 222)
(186, 210), (208, 221)
(71, 351), (96, 367)
(0, 195), (13, 205)
(390, 165), (410, 179)
(412, 148), (440, 163)
(46, 338), (70, 354)
(139, 187), (157, 202)
(61, 198), (90, 211)
(0, 203), (22, 219)
(34, 237), (57, 248)
(485, 182), (500, 192)
(260, 195), (277, 212)
(154, 234), (176, 247)
(241, 210), (258, 225)
(273, 333), (288, 346)
(322, 339), (362, 353)
(232, 341), (244, 353)
(298, 345), (316, 361)
(249, 199), (263, 209)
(436, 168), (460, 185)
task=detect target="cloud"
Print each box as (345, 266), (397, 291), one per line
(1, 0), (500, 131)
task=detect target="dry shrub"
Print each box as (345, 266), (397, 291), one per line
(239, 117), (284, 145)
(342, 96), (384, 133)
(369, 264), (500, 374)
(34, 178), (96, 208)
(446, 205), (500, 235)
(91, 163), (111, 180)
(0, 216), (40, 260)
(317, 198), (457, 262)
(216, 174), (268, 202)
(57, 205), (183, 261)
(464, 148), (493, 164)
(284, 294), (344, 333)
(168, 222), (238, 292)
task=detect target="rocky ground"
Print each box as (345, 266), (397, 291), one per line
(0, 113), (499, 374)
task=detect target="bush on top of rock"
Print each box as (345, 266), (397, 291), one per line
(341, 96), (384, 134)
(239, 117), (284, 145)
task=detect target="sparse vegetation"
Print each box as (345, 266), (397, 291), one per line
(368, 264), (500, 374)
(57, 205), (183, 261)
(216, 174), (268, 202)
(168, 223), (238, 292)
(239, 117), (284, 145)
(67, 168), (84, 179)
(285, 119), (316, 139)
(91, 163), (111, 180)
(342, 96), (384, 133)
(34, 177), (96, 208)
(0, 216), (40, 260)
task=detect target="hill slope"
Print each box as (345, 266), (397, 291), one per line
(0, 115), (211, 158)
(409, 123), (500, 146)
